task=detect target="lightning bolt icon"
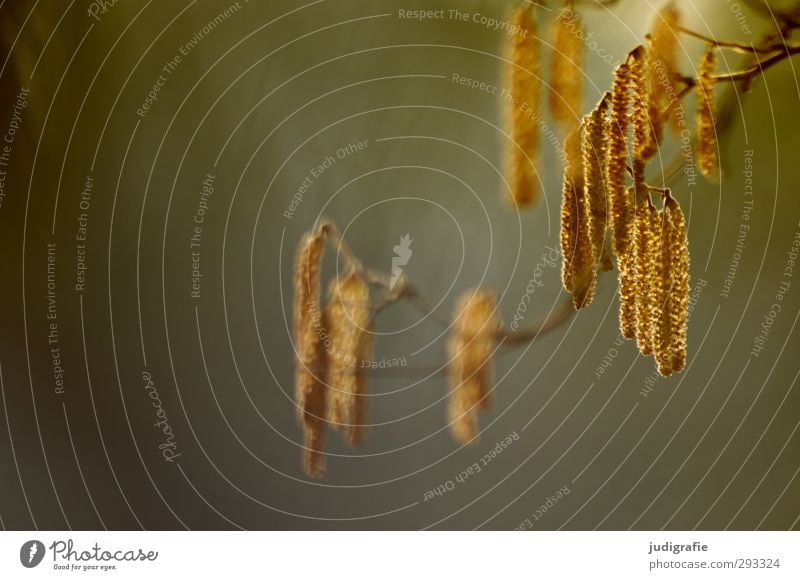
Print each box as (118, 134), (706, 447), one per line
(28, 543), (38, 564)
(390, 234), (413, 290)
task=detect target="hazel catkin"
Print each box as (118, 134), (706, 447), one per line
(648, 1), (682, 133)
(633, 199), (662, 356)
(696, 47), (718, 179)
(583, 93), (614, 272)
(561, 127), (596, 309)
(608, 63), (632, 260)
(505, 5), (541, 208)
(447, 289), (501, 444)
(549, 6), (584, 128)
(325, 272), (372, 447)
(630, 46), (652, 187)
(293, 228), (328, 477)
(655, 195), (690, 375)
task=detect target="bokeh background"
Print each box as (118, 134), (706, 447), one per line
(0, 0), (798, 530)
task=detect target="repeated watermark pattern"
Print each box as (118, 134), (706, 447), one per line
(398, 9), (529, 37)
(749, 222), (800, 358)
(720, 150), (755, 299)
(510, 246), (561, 331)
(423, 431), (520, 501)
(513, 484), (571, 530)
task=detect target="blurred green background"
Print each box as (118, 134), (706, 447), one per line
(0, 0), (798, 530)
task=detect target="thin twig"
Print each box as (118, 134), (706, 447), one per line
(713, 44), (800, 83)
(677, 26), (776, 54)
(741, 0), (800, 33)
(500, 298), (575, 347)
(317, 9), (800, 363)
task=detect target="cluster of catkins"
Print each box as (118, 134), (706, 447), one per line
(293, 2), (720, 476)
(505, 2), (719, 376)
(293, 226), (502, 476)
(293, 226), (372, 476)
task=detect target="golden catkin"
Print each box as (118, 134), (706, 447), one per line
(633, 199), (662, 356)
(696, 47), (718, 179)
(447, 289), (501, 444)
(655, 196), (690, 375)
(630, 46), (653, 186)
(325, 272), (372, 447)
(650, 204), (667, 360)
(644, 38), (665, 158)
(560, 127), (596, 309)
(613, 233), (636, 338)
(549, 7), (584, 128)
(505, 5), (541, 208)
(649, 1), (681, 133)
(606, 63), (638, 338)
(583, 94), (614, 272)
(293, 229), (328, 477)
(608, 63), (632, 259)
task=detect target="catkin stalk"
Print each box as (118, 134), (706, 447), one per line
(505, 5), (541, 207)
(447, 289), (501, 444)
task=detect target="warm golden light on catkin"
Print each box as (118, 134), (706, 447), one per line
(549, 6), (584, 128)
(643, 38), (665, 157)
(447, 289), (501, 444)
(648, 1), (682, 133)
(583, 93), (614, 272)
(561, 127), (596, 309)
(605, 62), (637, 338)
(293, 229), (328, 477)
(630, 46), (653, 185)
(505, 5), (541, 208)
(325, 272), (372, 447)
(633, 199), (662, 356)
(277, 3), (800, 479)
(608, 63), (632, 260)
(655, 196), (690, 375)
(617, 188), (638, 340)
(696, 47), (718, 179)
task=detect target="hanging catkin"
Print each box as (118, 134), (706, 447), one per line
(648, 1), (681, 133)
(561, 126), (596, 309)
(630, 46), (652, 188)
(655, 195), (690, 375)
(447, 289), (500, 444)
(606, 62), (637, 338)
(616, 185), (638, 339)
(549, 6), (584, 128)
(633, 199), (662, 356)
(643, 37), (664, 158)
(505, 5), (541, 207)
(629, 46), (659, 345)
(696, 47), (718, 178)
(583, 93), (614, 272)
(293, 229), (328, 477)
(325, 272), (372, 447)
(608, 63), (631, 260)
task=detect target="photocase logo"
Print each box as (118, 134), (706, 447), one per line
(390, 234), (413, 290)
(20, 540), (45, 568)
